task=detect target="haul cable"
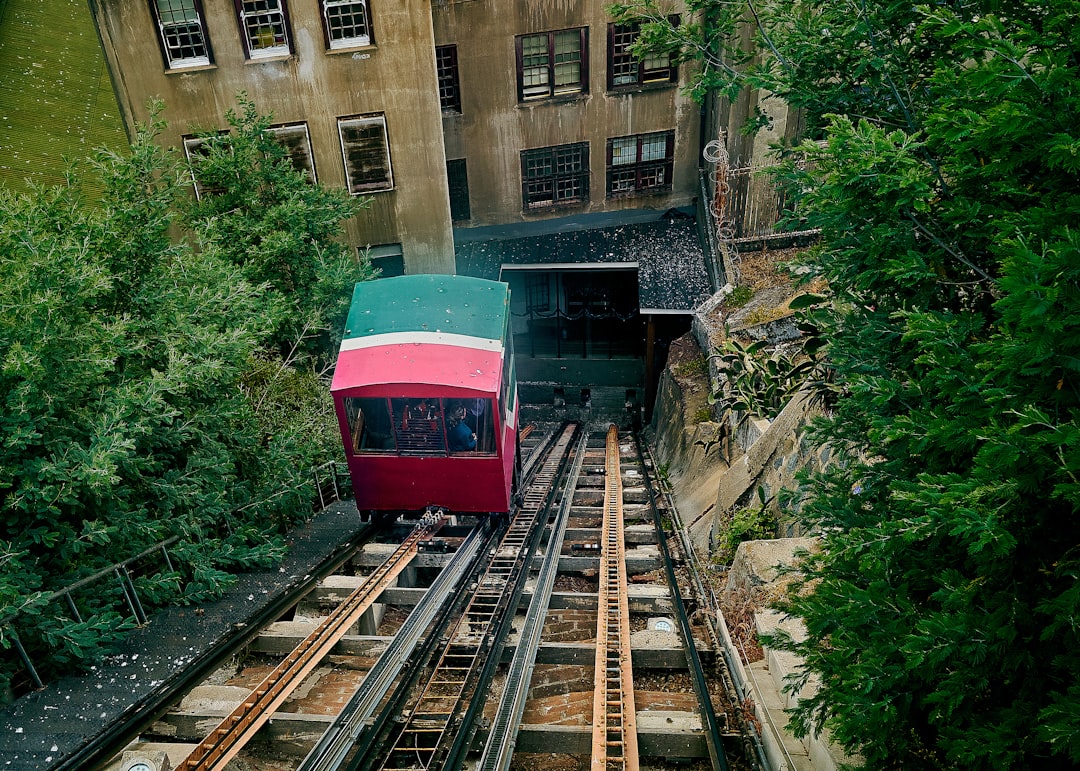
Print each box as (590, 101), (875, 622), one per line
(298, 519), (493, 771)
(633, 431), (731, 770)
(476, 428), (589, 771)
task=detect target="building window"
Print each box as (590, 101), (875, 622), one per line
(322, 0), (372, 49)
(152, 0), (211, 69)
(447, 159), (471, 221)
(526, 273), (549, 312)
(338, 114), (393, 194)
(363, 243), (405, 278)
(268, 123), (316, 182)
(235, 0), (290, 59)
(607, 20), (677, 90)
(184, 126), (316, 197)
(182, 134), (228, 199)
(607, 130), (675, 196)
(436, 45), (461, 113)
(515, 28), (587, 101)
(520, 142), (589, 210)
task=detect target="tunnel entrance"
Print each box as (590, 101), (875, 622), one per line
(504, 268), (643, 361)
(503, 267), (691, 421)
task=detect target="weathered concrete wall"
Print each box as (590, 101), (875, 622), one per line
(90, 0), (455, 273)
(433, 0), (700, 228)
(651, 335), (825, 557)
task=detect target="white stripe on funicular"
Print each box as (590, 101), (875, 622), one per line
(339, 331), (503, 353)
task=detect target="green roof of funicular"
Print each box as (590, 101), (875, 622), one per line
(342, 274), (509, 343)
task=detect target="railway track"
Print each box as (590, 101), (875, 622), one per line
(103, 423), (748, 771)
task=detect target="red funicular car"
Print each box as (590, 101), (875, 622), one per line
(331, 274), (518, 516)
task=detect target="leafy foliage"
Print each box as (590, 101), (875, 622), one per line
(0, 100), (370, 693)
(718, 490), (777, 563)
(185, 95), (374, 364)
(615, 0), (1080, 766)
(712, 338), (814, 419)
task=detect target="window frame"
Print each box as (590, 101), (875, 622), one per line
(321, 0), (373, 50)
(446, 158), (471, 222)
(182, 132), (228, 199)
(363, 243), (405, 278)
(234, 0), (292, 60)
(606, 130), (675, 197)
(607, 18), (678, 90)
(526, 273), (550, 312)
(343, 396), (497, 456)
(151, 0), (213, 70)
(338, 114), (394, 195)
(520, 142), (590, 210)
(268, 123), (316, 183)
(436, 45), (462, 113)
(515, 27), (588, 102)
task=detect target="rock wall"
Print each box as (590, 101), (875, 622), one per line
(651, 365), (825, 557)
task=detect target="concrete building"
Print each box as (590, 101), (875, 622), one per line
(90, 0), (717, 412)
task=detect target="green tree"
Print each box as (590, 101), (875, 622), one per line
(185, 95), (374, 365)
(613, 0), (1080, 766)
(0, 100), (370, 690)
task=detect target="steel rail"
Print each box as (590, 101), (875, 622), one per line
(632, 432), (732, 771)
(376, 422), (580, 770)
(476, 427), (589, 771)
(298, 519), (493, 771)
(175, 516), (449, 771)
(55, 519), (376, 771)
(591, 425), (639, 771)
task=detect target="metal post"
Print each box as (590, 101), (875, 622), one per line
(115, 566), (148, 625)
(9, 629), (43, 690)
(529, 307), (536, 358)
(314, 468), (326, 511)
(64, 592), (83, 623)
(555, 310), (562, 359)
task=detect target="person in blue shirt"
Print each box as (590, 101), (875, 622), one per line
(447, 404), (476, 451)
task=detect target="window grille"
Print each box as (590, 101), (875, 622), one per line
(238, 0), (290, 59)
(323, 0), (371, 49)
(606, 131), (674, 196)
(154, 0), (211, 68)
(516, 28), (587, 101)
(339, 114), (393, 194)
(521, 142), (589, 209)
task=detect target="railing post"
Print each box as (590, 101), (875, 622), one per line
(314, 467), (326, 511)
(64, 592), (83, 623)
(115, 566), (148, 625)
(9, 629), (43, 690)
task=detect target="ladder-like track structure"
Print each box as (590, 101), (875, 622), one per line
(371, 422), (581, 770)
(591, 425), (639, 771)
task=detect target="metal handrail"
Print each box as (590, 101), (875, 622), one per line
(3, 460), (352, 692)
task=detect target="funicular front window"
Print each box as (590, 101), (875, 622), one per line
(345, 397), (495, 456)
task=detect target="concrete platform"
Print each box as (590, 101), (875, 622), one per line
(0, 501), (366, 770)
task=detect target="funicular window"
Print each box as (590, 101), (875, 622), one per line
(344, 397), (395, 453)
(500, 331), (516, 422)
(391, 397), (446, 455)
(346, 396), (495, 456)
(451, 398), (496, 455)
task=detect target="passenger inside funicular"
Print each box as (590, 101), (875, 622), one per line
(344, 396), (496, 456)
(447, 404), (476, 451)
